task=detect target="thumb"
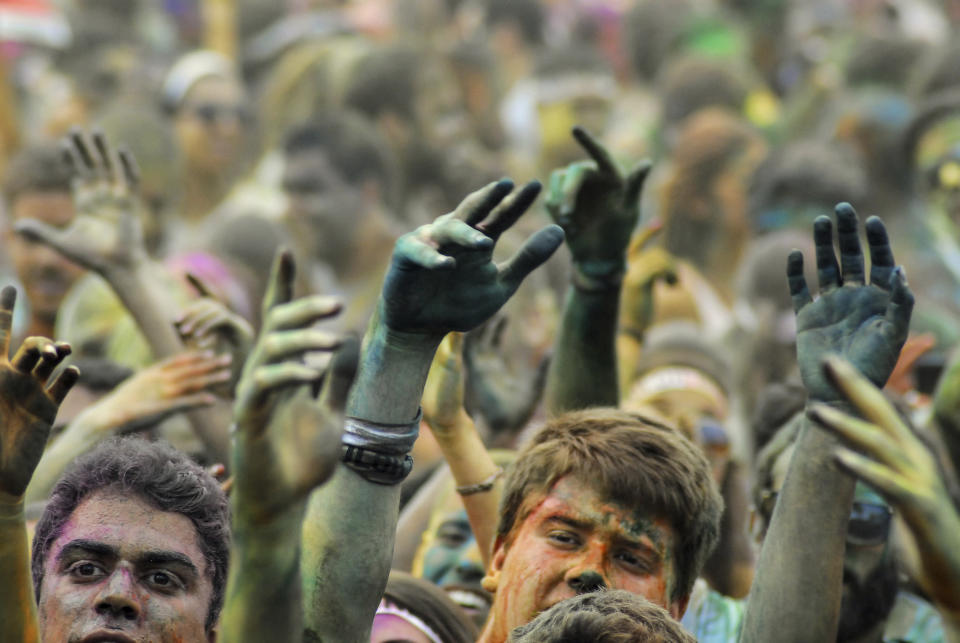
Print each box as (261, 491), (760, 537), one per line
(622, 160), (652, 212)
(14, 219), (71, 258)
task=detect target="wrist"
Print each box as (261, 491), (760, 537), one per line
(0, 493), (25, 522)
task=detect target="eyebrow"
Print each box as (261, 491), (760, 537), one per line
(56, 540), (118, 564)
(134, 550), (200, 577)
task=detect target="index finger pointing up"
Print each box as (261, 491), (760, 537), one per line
(0, 286), (15, 359)
(572, 126), (620, 179)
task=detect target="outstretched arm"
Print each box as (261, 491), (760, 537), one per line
(543, 127), (650, 414)
(301, 180), (563, 642)
(15, 130), (231, 464)
(741, 204), (913, 642)
(811, 356), (960, 636)
(0, 287), (78, 643)
(219, 250), (347, 642)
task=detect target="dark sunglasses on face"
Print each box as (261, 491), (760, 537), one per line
(758, 491), (892, 546)
(184, 102), (250, 125)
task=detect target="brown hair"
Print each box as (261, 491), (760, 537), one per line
(497, 408), (722, 603)
(2, 143), (73, 210)
(508, 589), (697, 642)
(382, 571), (479, 643)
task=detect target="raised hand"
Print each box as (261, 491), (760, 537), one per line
(545, 126), (651, 278)
(14, 129), (145, 276)
(231, 250), (346, 526)
(176, 273), (254, 394)
(0, 287), (78, 501)
(380, 179), (564, 337)
(788, 203), (913, 403)
(463, 316), (548, 438)
(809, 356), (960, 619)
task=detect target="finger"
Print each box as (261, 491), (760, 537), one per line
(834, 448), (911, 506)
(884, 267), (914, 345)
(47, 365), (80, 404)
(835, 203), (865, 285)
(261, 329), (343, 363)
(254, 363), (323, 395)
(622, 160), (652, 211)
(498, 225), (565, 291)
(628, 219), (664, 256)
(318, 336), (359, 413)
(813, 215), (841, 291)
(195, 312), (246, 340)
(477, 181), (542, 241)
(430, 218), (493, 251)
(395, 234), (455, 270)
(0, 286), (16, 358)
(865, 216), (895, 289)
(787, 250), (813, 313)
(822, 355), (914, 443)
(186, 271), (215, 298)
(572, 126), (619, 178)
(269, 296), (342, 331)
(11, 337), (51, 374)
(808, 403), (901, 465)
(177, 306), (223, 337)
(117, 147), (141, 188)
(262, 248), (296, 315)
(165, 353), (233, 379)
(68, 129), (96, 177)
(175, 369), (233, 392)
(545, 168), (567, 224)
(33, 341), (71, 382)
(91, 130), (119, 184)
(455, 179), (514, 227)
(559, 162), (593, 219)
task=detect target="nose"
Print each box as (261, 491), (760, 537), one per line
(95, 570), (141, 622)
(567, 570), (607, 595)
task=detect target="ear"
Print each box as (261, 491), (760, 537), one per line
(481, 532), (507, 594)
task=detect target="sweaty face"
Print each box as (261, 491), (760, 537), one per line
(483, 476), (679, 640)
(415, 489), (491, 627)
(8, 192), (85, 324)
(38, 489), (213, 643)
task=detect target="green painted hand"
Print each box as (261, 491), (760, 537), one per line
(380, 179), (564, 337)
(545, 126), (651, 276)
(231, 250), (347, 526)
(0, 287), (78, 501)
(788, 203), (913, 403)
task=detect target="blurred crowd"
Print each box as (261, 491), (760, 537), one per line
(2, 0), (960, 641)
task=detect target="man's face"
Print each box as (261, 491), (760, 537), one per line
(415, 489), (491, 627)
(7, 192), (85, 324)
(38, 489), (214, 643)
(484, 475), (680, 639)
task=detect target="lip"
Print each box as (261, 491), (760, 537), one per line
(79, 630), (138, 643)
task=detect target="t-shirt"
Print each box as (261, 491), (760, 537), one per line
(681, 579), (945, 642)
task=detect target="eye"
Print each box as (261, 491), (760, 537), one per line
(68, 562), (105, 580)
(547, 530), (580, 549)
(615, 550), (651, 573)
(145, 571), (183, 591)
(435, 524), (470, 548)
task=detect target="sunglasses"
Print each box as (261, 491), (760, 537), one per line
(184, 102), (250, 125)
(758, 491), (892, 546)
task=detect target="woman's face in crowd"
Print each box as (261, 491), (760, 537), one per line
(174, 76), (247, 177)
(415, 488), (492, 627)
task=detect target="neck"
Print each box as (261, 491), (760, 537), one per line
(24, 314), (55, 342)
(477, 614), (507, 643)
(182, 168), (230, 221)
